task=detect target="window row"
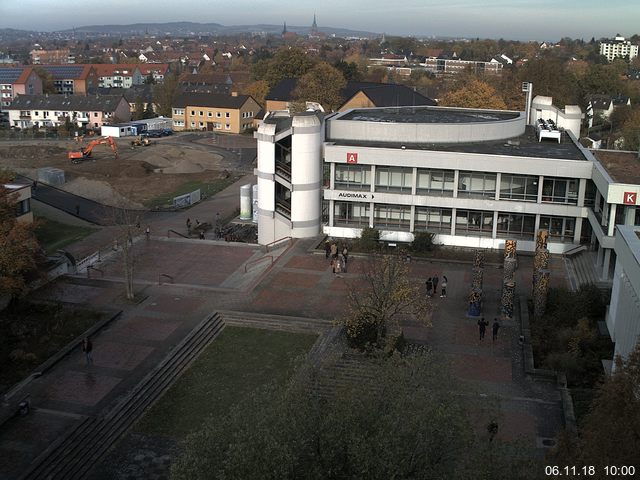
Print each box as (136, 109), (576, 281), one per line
(190, 110), (231, 118)
(332, 201), (576, 241)
(333, 166), (579, 205)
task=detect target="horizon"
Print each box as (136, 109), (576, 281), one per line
(1, 0), (638, 42)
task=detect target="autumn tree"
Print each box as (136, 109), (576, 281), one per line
(251, 48), (317, 88)
(338, 253), (430, 349)
(0, 174), (40, 300)
(518, 57), (580, 106)
(620, 108), (640, 150)
(243, 79), (269, 107)
(333, 60), (362, 82)
(32, 66), (56, 94)
(439, 78), (508, 110)
(553, 344), (640, 469)
(292, 62), (347, 112)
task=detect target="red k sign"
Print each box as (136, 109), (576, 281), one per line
(346, 152), (358, 164)
(623, 192), (637, 205)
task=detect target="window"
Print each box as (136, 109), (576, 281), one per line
(225, 112), (230, 118)
(207, 112), (212, 117)
(34, 111), (39, 116)
(199, 122), (204, 128)
(375, 167), (412, 193)
(458, 172), (496, 198)
(190, 110), (195, 116)
(496, 212), (535, 239)
(190, 121), (196, 128)
(500, 174), (538, 201)
(415, 207), (452, 233)
(374, 204), (411, 230)
(540, 216), (575, 242)
(416, 168), (455, 196)
(455, 210), (494, 236)
(216, 112), (221, 118)
(335, 165), (371, 191)
(542, 177), (578, 205)
(199, 111), (204, 116)
(334, 201), (370, 227)
(93, 112), (98, 117)
(225, 124), (230, 130)
(15, 198), (30, 216)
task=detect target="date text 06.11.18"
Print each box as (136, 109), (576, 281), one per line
(545, 465), (637, 476)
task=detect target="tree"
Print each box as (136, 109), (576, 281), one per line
(338, 253), (431, 349)
(439, 78), (508, 110)
(32, 66), (55, 94)
(133, 96), (145, 121)
(153, 70), (179, 117)
(620, 108), (640, 150)
(0, 173), (40, 300)
(333, 60), (362, 82)
(553, 344), (640, 468)
(251, 47), (317, 88)
(292, 62), (347, 112)
(244, 79), (270, 107)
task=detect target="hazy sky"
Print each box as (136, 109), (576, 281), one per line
(1, 0), (638, 41)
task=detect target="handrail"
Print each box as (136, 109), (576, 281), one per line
(86, 265), (104, 278)
(244, 255), (273, 273)
(264, 236), (292, 252)
(167, 229), (188, 238)
(562, 244), (587, 257)
(159, 273), (174, 285)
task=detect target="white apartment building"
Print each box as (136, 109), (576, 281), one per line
(599, 35), (639, 62)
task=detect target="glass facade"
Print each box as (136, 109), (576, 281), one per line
(375, 167), (412, 193)
(374, 204), (411, 230)
(334, 201), (370, 227)
(416, 168), (455, 196)
(542, 177), (578, 205)
(455, 210), (494, 236)
(496, 212), (536, 239)
(540, 216), (575, 242)
(335, 165), (371, 191)
(458, 172), (497, 198)
(414, 207), (452, 232)
(500, 174), (538, 202)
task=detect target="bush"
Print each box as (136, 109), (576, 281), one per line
(411, 231), (435, 253)
(356, 227), (380, 252)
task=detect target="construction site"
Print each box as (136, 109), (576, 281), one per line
(0, 132), (257, 208)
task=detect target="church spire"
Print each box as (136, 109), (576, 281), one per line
(282, 21), (287, 35)
(312, 13), (317, 29)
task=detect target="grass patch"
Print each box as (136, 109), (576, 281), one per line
(133, 326), (317, 439)
(0, 302), (105, 393)
(144, 177), (240, 209)
(35, 216), (97, 254)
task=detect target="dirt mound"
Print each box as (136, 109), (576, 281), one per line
(64, 178), (144, 209)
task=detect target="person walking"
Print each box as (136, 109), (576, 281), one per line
(82, 337), (93, 365)
(330, 242), (338, 259)
(145, 226), (150, 240)
(440, 275), (448, 298)
(342, 246), (349, 264)
(492, 319), (500, 342)
(432, 275), (439, 294)
(186, 218), (192, 234)
(478, 317), (488, 340)
(425, 277), (433, 297)
(325, 241), (331, 259)
(199, 230), (205, 240)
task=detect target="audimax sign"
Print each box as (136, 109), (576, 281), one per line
(335, 191), (374, 200)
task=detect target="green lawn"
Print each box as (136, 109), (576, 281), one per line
(133, 326), (317, 439)
(35, 216), (97, 254)
(144, 177), (239, 209)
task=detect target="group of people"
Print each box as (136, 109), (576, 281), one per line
(426, 275), (448, 298)
(477, 317), (500, 342)
(326, 241), (349, 275)
(186, 218), (206, 239)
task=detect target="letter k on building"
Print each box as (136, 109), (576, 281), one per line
(624, 192), (637, 205)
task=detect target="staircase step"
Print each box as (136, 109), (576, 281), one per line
(219, 310), (332, 334)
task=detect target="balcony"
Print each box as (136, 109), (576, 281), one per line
(275, 161), (291, 182)
(275, 200), (291, 220)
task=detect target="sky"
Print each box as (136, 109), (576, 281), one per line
(0, 0), (638, 41)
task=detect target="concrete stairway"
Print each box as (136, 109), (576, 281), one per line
(218, 310), (332, 334)
(20, 313), (225, 480)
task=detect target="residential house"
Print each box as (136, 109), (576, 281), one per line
(38, 65), (99, 95)
(171, 92), (260, 133)
(30, 48), (75, 64)
(586, 94), (631, 128)
(8, 94), (130, 129)
(599, 35), (639, 62)
(0, 67), (43, 110)
(94, 64), (143, 88)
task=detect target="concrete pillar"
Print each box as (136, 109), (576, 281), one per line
(329, 199), (334, 227)
(602, 248), (612, 281)
(608, 204), (617, 236)
(451, 208), (457, 236)
(625, 206), (636, 226)
(369, 201), (374, 228)
(574, 217), (582, 244)
(410, 205), (416, 232)
(596, 244), (604, 270)
(453, 170), (459, 198)
(492, 211), (498, 239)
(495, 172), (501, 200)
(411, 167), (417, 195)
(370, 165), (376, 193)
(329, 162), (335, 190)
(537, 175), (544, 203)
(578, 178), (586, 207)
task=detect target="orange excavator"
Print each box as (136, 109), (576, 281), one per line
(68, 136), (119, 162)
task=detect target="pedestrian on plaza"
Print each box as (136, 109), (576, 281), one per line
(195, 219), (200, 227)
(145, 226), (150, 240)
(338, 253), (346, 273)
(75, 204), (80, 216)
(426, 277), (433, 297)
(492, 319), (500, 342)
(432, 275), (439, 294)
(325, 241), (331, 259)
(440, 275), (448, 298)
(330, 242), (338, 259)
(82, 337), (93, 365)
(186, 218), (192, 234)
(342, 246), (349, 264)
(334, 256), (342, 275)
(478, 317), (489, 340)
(199, 230), (205, 240)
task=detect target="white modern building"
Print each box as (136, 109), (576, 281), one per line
(256, 102), (640, 283)
(606, 225), (640, 367)
(599, 35), (639, 62)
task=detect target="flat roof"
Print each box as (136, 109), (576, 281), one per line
(338, 106), (520, 124)
(329, 126), (586, 160)
(590, 150), (640, 185)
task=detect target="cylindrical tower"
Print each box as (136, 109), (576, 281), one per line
(256, 122), (276, 245)
(290, 114), (323, 238)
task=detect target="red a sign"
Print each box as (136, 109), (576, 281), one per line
(623, 192), (637, 205)
(346, 152), (358, 164)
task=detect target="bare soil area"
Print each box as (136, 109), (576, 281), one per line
(0, 134), (251, 207)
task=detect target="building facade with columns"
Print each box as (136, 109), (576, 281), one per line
(255, 104), (640, 284)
